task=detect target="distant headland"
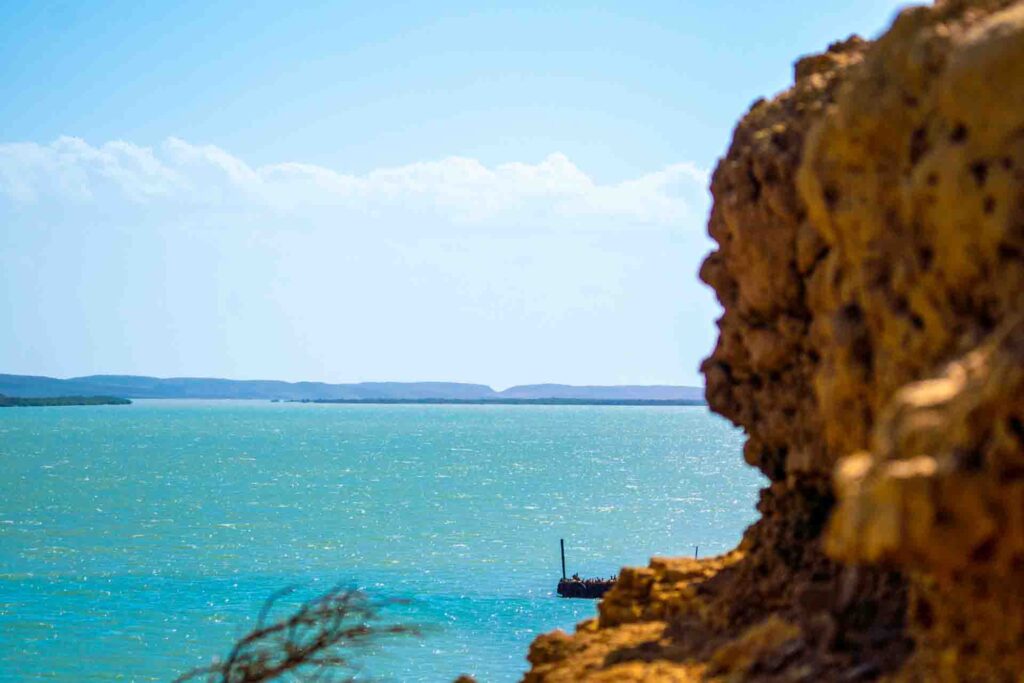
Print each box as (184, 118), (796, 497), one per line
(0, 394), (131, 407)
(0, 374), (705, 404)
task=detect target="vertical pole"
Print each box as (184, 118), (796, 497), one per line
(694, 545), (699, 559)
(560, 539), (566, 580)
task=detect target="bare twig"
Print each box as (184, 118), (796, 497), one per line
(173, 586), (415, 683)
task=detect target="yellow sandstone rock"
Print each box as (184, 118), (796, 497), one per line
(523, 1), (1024, 680)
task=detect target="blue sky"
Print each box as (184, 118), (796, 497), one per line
(1, 1), (911, 387)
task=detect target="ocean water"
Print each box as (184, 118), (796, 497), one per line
(0, 400), (762, 681)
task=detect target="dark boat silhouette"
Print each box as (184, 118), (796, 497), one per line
(557, 573), (616, 599)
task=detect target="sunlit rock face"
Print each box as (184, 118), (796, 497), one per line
(523, 1), (1024, 680)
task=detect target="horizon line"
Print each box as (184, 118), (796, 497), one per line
(1, 371), (705, 391)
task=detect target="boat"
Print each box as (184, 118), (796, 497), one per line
(556, 574), (616, 599)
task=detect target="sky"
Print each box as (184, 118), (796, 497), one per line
(1, 1), (913, 388)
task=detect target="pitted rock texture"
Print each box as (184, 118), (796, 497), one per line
(523, 1), (1024, 681)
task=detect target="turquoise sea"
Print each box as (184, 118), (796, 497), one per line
(0, 400), (762, 681)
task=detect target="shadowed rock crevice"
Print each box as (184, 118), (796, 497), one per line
(524, 1), (1024, 680)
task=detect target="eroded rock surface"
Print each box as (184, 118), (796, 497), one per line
(524, 1), (1024, 680)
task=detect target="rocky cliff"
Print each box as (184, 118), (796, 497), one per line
(524, 1), (1024, 680)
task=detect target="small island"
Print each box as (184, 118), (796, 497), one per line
(0, 394), (132, 407)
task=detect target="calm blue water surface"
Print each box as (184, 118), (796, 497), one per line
(0, 400), (761, 681)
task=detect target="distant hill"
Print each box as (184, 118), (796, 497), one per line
(0, 374), (705, 403)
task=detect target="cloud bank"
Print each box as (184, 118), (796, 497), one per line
(0, 136), (720, 386)
(0, 136), (707, 233)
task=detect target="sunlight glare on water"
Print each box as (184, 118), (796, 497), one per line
(0, 400), (762, 681)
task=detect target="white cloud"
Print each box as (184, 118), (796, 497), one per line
(0, 136), (708, 233)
